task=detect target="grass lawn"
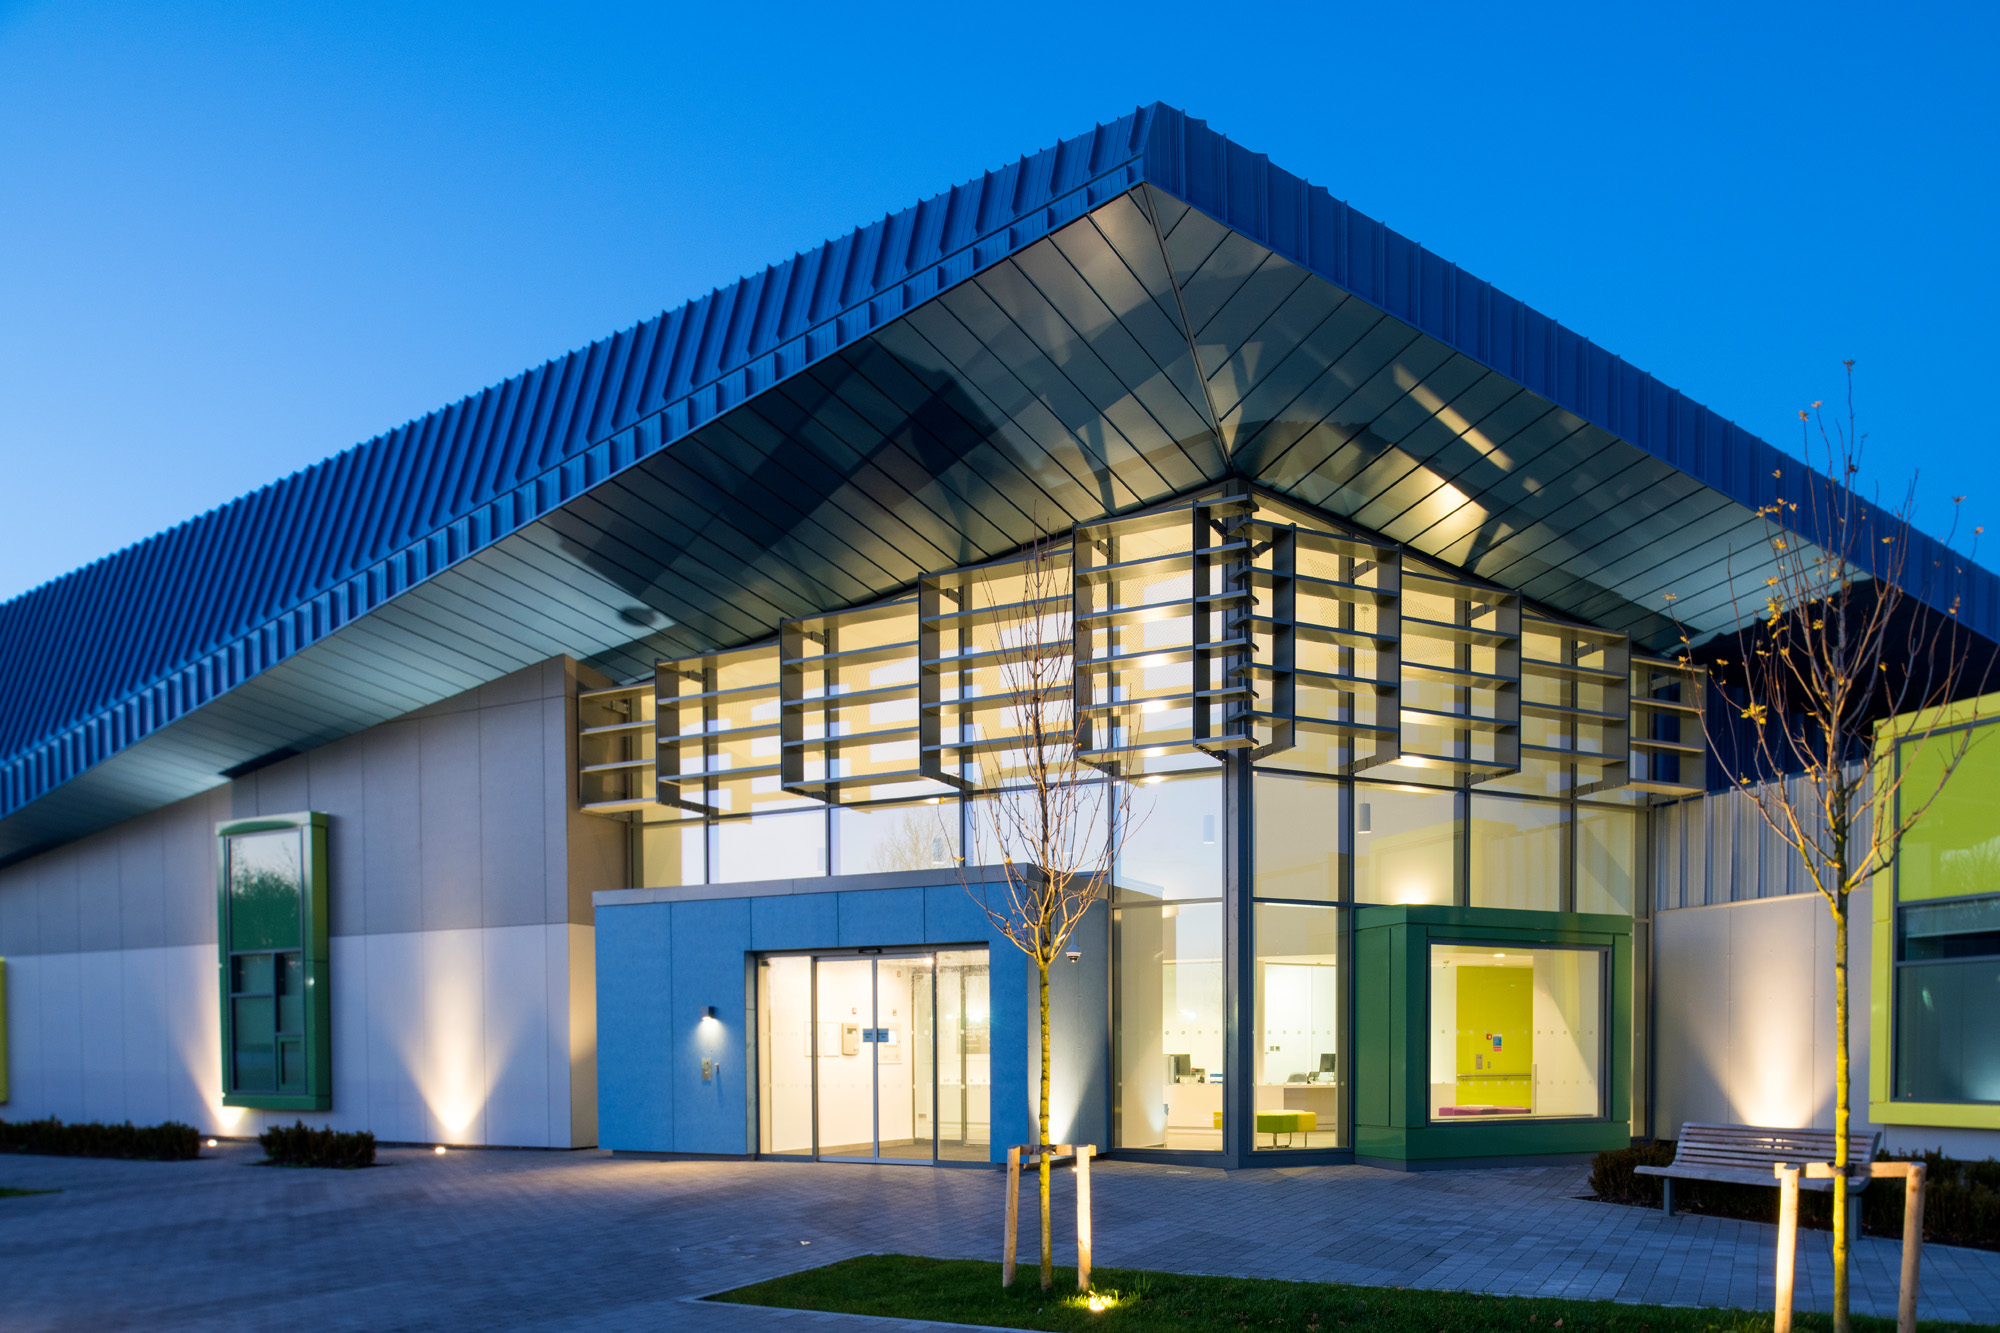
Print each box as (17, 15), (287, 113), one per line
(0, 1187), (59, 1198)
(711, 1254), (1994, 1333)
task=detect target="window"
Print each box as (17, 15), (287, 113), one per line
(1114, 901), (1224, 1150)
(1428, 942), (1603, 1121)
(631, 817), (705, 888)
(1895, 895), (2000, 1103)
(713, 809), (827, 883)
(1251, 903), (1343, 1149)
(1254, 772), (1342, 902)
(1469, 796), (1563, 911)
(1114, 772), (1222, 903)
(218, 815), (330, 1110)
(1576, 804), (1636, 915)
(1353, 785), (1454, 906)
(835, 801), (960, 875)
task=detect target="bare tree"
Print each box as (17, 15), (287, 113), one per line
(956, 532), (1137, 1292)
(1674, 364), (1987, 1332)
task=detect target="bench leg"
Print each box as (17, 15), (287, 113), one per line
(1662, 1178), (1675, 1218)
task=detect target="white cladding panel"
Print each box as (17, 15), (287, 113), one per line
(1, 927), (592, 1146)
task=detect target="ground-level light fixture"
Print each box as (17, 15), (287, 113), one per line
(434, 1145), (447, 1155)
(206, 1138), (218, 1148)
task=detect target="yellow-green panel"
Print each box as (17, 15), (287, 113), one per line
(1455, 966), (1532, 1106)
(1897, 722), (2000, 902)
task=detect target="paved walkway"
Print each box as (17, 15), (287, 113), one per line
(1, 1146), (1994, 1331)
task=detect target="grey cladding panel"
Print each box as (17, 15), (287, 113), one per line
(418, 709), (483, 933)
(479, 700), (549, 929)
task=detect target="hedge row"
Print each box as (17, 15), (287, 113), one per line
(0, 1117), (201, 1161)
(1590, 1142), (1999, 1250)
(258, 1120), (376, 1168)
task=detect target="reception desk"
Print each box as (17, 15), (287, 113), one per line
(1163, 1081), (1223, 1149)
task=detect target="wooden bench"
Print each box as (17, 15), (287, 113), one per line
(1636, 1122), (1881, 1220)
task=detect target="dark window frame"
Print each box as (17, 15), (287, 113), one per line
(217, 813), (331, 1111)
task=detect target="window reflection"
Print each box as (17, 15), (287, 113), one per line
(714, 809), (827, 883)
(1115, 773), (1222, 903)
(836, 801), (959, 875)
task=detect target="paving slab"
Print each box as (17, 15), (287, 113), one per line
(0, 1145), (1994, 1331)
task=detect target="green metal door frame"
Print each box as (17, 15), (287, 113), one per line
(1352, 903), (1632, 1165)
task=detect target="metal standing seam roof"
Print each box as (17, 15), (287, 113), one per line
(1, 101), (1993, 846)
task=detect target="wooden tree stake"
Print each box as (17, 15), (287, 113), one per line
(1075, 1145), (1094, 1291)
(1002, 1145), (1021, 1288)
(1898, 1162), (1926, 1333)
(1774, 1162), (1801, 1333)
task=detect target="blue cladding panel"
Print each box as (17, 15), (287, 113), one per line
(925, 884), (991, 942)
(6, 101), (1993, 835)
(749, 893), (840, 953)
(595, 904), (675, 1152)
(838, 887), (926, 946)
(670, 897), (752, 1154)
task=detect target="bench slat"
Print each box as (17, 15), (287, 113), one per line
(1639, 1123), (1881, 1191)
(1635, 1164), (1842, 1190)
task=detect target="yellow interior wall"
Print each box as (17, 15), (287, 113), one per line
(1455, 965), (1532, 1107)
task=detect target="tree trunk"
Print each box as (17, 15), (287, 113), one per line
(1038, 955), (1053, 1292)
(1832, 883), (1852, 1333)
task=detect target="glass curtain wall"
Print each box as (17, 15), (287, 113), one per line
(597, 489), (1665, 1160)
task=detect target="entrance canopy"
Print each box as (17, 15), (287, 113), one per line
(3, 103), (1992, 862)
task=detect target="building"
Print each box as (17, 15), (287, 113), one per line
(1, 104), (1994, 1168)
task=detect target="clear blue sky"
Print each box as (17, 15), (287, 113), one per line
(2, 1), (1994, 604)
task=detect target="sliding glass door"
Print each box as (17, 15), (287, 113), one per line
(756, 948), (989, 1164)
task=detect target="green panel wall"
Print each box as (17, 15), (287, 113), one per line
(1352, 905), (1632, 1163)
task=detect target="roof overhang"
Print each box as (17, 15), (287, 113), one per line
(4, 104), (1992, 864)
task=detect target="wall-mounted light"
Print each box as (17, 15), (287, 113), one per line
(702, 1005), (718, 1023)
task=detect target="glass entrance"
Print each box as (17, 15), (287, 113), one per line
(756, 948), (990, 1163)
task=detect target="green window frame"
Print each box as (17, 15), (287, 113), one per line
(217, 813), (331, 1110)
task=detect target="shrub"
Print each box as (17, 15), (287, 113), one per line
(1589, 1142), (1998, 1251)
(1587, 1139), (1675, 1203)
(257, 1120), (375, 1169)
(1880, 1149), (2000, 1250)
(0, 1117), (201, 1161)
